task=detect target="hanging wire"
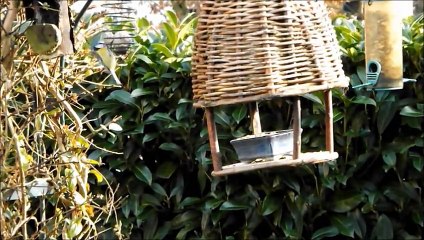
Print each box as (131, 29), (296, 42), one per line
(368, 0), (374, 6)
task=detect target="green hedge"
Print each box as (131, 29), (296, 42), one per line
(82, 12), (423, 239)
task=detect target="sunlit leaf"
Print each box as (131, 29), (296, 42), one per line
(161, 22), (177, 50)
(108, 123), (123, 132)
(89, 169), (103, 183)
(152, 43), (174, 58)
(136, 54), (154, 64)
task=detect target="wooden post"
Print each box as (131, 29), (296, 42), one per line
(249, 102), (262, 135)
(324, 90), (334, 152)
(293, 97), (301, 159)
(205, 108), (222, 171)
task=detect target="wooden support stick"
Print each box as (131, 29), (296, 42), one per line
(205, 108), (222, 172)
(249, 102), (262, 135)
(293, 97), (301, 159)
(324, 90), (334, 152)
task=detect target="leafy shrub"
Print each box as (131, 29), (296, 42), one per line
(84, 12), (423, 239)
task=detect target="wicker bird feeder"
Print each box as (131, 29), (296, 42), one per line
(191, 1), (349, 176)
(101, 1), (137, 54)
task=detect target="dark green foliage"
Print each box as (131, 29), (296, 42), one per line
(83, 12), (423, 239)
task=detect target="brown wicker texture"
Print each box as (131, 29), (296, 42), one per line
(191, 0), (349, 107)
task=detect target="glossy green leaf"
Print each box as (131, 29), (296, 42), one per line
(151, 183), (167, 197)
(377, 101), (397, 135)
(129, 195), (140, 216)
(331, 193), (363, 213)
(171, 211), (199, 229)
(331, 215), (355, 238)
(412, 154), (423, 172)
(352, 96), (376, 106)
(282, 177), (300, 194)
(382, 150), (396, 169)
(214, 110), (231, 127)
(143, 213), (158, 240)
(154, 222), (171, 240)
(137, 17), (150, 30)
(231, 105), (247, 124)
(180, 197), (201, 208)
(131, 88), (155, 98)
(204, 198), (224, 211)
(220, 200), (250, 211)
(177, 16), (197, 44)
(156, 161), (177, 179)
(122, 199), (130, 218)
(152, 43), (174, 58)
(400, 106), (424, 117)
(105, 90), (136, 106)
(164, 10), (178, 27)
(352, 210), (367, 238)
(136, 54), (153, 64)
(159, 142), (183, 155)
(134, 163), (152, 185)
(312, 226), (339, 240)
(162, 22), (177, 50)
(372, 214), (393, 240)
(303, 93), (323, 106)
(145, 112), (174, 124)
(261, 195), (281, 216)
(141, 193), (162, 207)
(142, 133), (158, 144)
(356, 66), (366, 83)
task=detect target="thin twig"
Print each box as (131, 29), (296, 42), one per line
(6, 116), (28, 240)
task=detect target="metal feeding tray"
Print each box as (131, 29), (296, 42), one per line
(231, 130), (294, 162)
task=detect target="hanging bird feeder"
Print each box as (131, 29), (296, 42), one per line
(23, 0), (74, 59)
(191, 1), (349, 177)
(356, 0), (415, 90)
(101, 0), (137, 55)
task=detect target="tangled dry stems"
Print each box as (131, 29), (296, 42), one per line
(1, 2), (121, 239)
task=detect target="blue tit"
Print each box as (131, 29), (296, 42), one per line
(25, 23), (62, 55)
(92, 42), (122, 85)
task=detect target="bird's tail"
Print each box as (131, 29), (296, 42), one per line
(110, 71), (122, 85)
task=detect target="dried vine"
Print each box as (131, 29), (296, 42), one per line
(1, 1), (119, 239)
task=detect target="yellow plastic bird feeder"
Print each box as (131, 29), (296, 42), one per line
(358, 0), (415, 90)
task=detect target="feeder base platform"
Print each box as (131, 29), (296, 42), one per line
(212, 151), (338, 177)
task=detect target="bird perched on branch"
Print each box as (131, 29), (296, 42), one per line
(91, 42), (122, 85)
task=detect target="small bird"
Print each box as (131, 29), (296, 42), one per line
(92, 42), (122, 85)
(25, 23), (62, 55)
